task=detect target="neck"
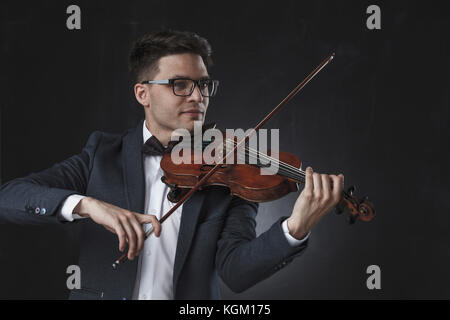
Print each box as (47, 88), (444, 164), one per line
(145, 119), (173, 147)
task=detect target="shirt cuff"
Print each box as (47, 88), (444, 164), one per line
(282, 219), (310, 246)
(59, 194), (87, 221)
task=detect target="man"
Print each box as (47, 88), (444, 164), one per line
(0, 30), (343, 299)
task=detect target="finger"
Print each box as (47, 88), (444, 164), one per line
(321, 174), (331, 204)
(114, 222), (127, 253)
(330, 174), (344, 204)
(312, 172), (322, 197)
(135, 213), (162, 237)
(338, 174), (345, 193)
(304, 167), (313, 194)
(147, 215), (162, 237)
(135, 212), (151, 224)
(120, 219), (137, 260)
(339, 174), (344, 189)
(128, 215), (145, 255)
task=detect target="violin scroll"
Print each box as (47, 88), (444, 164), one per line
(335, 186), (375, 224)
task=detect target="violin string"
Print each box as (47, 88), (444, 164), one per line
(223, 139), (304, 172)
(223, 139), (305, 177)
(223, 139), (306, 183)
(233, 148), (343, 192)
(232, 143), (342, 191)
(240, 153), (306, 183)
(196, 139), (306, 183)
(200, 139), (306, 182)
(240, 144), (305, 180)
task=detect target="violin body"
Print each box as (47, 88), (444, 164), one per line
(160, 149), (301, 203)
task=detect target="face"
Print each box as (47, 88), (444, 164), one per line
(135, 53), (210, 141)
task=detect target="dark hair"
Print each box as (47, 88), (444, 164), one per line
(129, 30), (213, 83)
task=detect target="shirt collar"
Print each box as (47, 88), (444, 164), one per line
(142, 119), (152, 145)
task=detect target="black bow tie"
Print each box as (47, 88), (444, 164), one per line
(142, 135), (167, 156)
(142, 123), (217, 157)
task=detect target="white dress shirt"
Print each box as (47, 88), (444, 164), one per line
(59, 120), (309, 299)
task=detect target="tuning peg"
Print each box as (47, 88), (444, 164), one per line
(360, 196), (369, 203)
(347, 185), (356, 195)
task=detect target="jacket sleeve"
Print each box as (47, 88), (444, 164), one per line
(0, 131), (103, 225)
(215, 197), (309, 293)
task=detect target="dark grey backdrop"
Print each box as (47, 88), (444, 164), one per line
(0, 0), (449, 299)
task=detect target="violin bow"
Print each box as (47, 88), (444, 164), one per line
(112, 53), (335, 269)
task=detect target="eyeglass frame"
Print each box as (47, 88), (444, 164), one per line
(140, 78), (220, 97)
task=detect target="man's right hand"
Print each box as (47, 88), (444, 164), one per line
(74, 197), (161, 260)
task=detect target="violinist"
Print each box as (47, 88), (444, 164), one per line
(0, 30), (345, 300)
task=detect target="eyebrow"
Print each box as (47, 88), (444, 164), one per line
(172, 74), (211, 80)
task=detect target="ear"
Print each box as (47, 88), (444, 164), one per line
(134, 83), (151, 108)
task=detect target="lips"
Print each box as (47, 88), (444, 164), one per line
(181, 109), (204, 114)
(180, 109), (205, 118)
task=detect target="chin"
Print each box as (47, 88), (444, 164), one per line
(180, 119), (204, 131)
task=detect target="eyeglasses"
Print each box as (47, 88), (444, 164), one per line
(141, 78), (219, 97)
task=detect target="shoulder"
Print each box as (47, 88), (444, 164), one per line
(85, 125), (137, 147)
(80, 124), (140, 158)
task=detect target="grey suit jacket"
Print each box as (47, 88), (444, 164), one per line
(0, 119), (308, 299)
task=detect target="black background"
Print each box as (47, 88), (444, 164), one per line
(0, 0), (449, 299)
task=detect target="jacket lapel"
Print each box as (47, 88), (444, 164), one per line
(173, 190), (206, 297)
(118, 121), (145, 298)
(122, 121), (145, 214)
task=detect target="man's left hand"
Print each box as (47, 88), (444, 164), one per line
(286, 167), (344, 239)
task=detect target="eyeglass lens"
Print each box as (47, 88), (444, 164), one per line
(173, 79), (216, 97)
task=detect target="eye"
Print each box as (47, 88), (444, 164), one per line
(200, 80), (213, 89)
(174, 80), (189, 90)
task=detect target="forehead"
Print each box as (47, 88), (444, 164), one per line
(155, 53), (209, 78)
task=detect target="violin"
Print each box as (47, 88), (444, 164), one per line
(160, 132), (374, 224)
(112, 53), (375, 269)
